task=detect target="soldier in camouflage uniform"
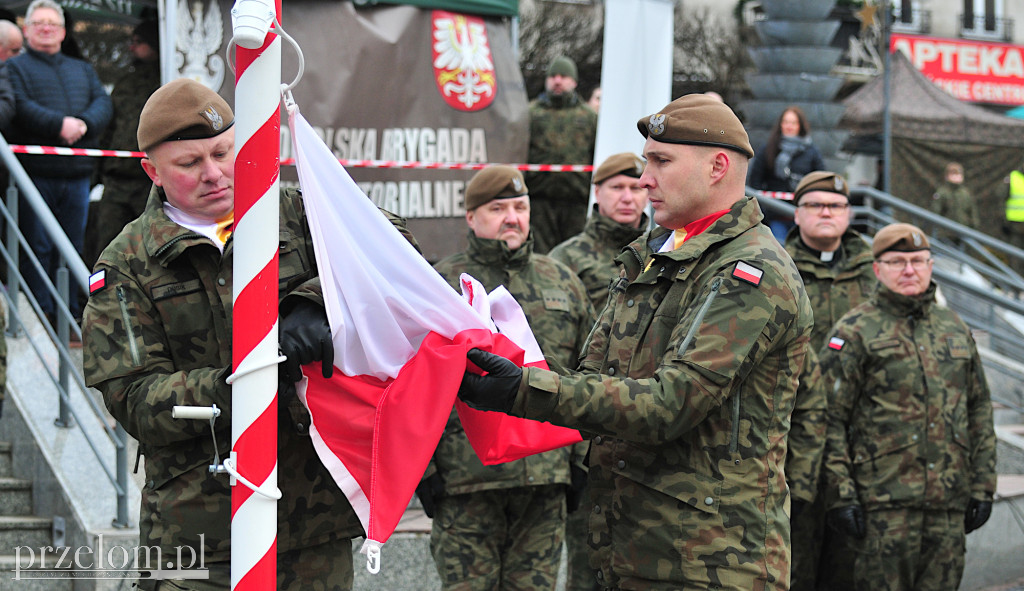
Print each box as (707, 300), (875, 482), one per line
(525, 55), (597, 254)
(421, 165), (595, 590)
(783, 171), (876, 591)
(820, 223), (996, 591)
(931, 162), (980, 240)
(82, 80), (408, 590)
(550, 152), (649, 311)
(457, 95), (813, 591)
(85, 20), (161, 267)
(549, 151), (647, 591)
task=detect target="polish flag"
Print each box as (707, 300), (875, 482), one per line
(287, 107), (581, 567)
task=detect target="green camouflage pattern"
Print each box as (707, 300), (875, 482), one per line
(429, 485), (565, 590)
(820, 283), (997, 513)
(932, 182), (980, 232)
(549, 205), (648, 312)
(82, 187), (378, 571)
(524, 91), (597, 254)
(848, 508), (966, 590)
(513, 195), (813, 590)
(90, 59), (162, 262)
(430, 231), (595, 494)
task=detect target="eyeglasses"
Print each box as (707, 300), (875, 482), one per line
(798, 202), (850, 213)
(28, 20), (64, 29)
(876, 257), (932, 270)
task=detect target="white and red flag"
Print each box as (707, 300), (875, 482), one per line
(286, 106), (581, 566)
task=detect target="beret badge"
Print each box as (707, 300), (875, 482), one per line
(204, 106), (224, 131)
(512, 176), (523, 192)
(648, 114), (666, 136)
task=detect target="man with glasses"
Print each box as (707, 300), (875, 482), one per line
(6, 0), (111, 335)
(785, 171), (876, 591)
(820, 223), (996, 591)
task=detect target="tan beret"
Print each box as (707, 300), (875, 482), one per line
(872, 223), (930, 257)
(637, 94), (754, 158)
(138, 78), (234, 152)
(593, 152), (645, 185)
(464, 165), (528, 211)
(793, 171), (849, 204)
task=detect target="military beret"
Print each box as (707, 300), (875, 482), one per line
(138, 78), (234, 152)
(546, 55), (578, 80)
(637, 94), (754, 159)
(464, 165), (528, 211)
(872, 223), (930, 257)
(593, 152), (645, 185)
(793, 171), (849, 204)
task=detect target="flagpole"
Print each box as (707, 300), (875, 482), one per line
(230, 0), (282, 588)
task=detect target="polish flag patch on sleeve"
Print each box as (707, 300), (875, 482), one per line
(89, 270), (106, 294)
(732, 261), (763, 286)
(828, 336), (845, 350)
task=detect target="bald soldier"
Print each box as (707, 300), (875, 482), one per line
(820, 223), (996, 591)
(454, 95), (813, 590)
(82, 79), (418, 590)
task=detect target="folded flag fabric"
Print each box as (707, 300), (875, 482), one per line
(286, 106), (581, 566)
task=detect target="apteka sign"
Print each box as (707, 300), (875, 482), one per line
(891, 33), (1024, 106)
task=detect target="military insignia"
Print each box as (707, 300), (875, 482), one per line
(834, 175), (845, 192)
(648, 114), (666, 136)
(177, 0), (225, 91)
(542, 288), (571, 312)
(431, 11), (496, 112)
(731, 261), (763, 286)
(912, 231), (923, 247)
(633, 159), (644, 175)
(203, 106), (224, 131)
(512, 176), (523, 192)
(89, 270), (106, 294)
(828, 336), (845, 350)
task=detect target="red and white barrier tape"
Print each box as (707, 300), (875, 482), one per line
(759, 191), (795, 201)
(8, 144), (594, 172)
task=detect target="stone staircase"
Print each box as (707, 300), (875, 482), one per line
(0, 440), (72, 591)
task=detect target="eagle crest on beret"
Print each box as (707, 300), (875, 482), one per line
(834, 176), (845, 192)
(203, 106), (224, 131)
(648, 114), (666, 136)
(912, 231), (923, 246)
(512, 176), (523, 192)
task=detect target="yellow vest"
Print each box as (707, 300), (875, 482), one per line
(1007, 170), (1024, 222)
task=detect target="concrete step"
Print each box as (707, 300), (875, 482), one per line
(0, 442), (12, 479)
(0, 478), (33, 516)
(0, 550), (75, 591)
(0, 515), (52, 551)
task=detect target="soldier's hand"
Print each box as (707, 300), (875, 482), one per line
(458, 348), (522, 413)
(827, 504), (866, 539)
(279, 298), (334, 391)
(964, 499), (992, 534)
(415, 472), (445, 519)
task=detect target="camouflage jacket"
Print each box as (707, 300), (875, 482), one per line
(549, 205), (648, 311)
(97, 59), (161, 204)
(82, 187), (366, 563)
(524, 91), (597, 206)
(431, 232), (596, 495)
(512, 195), (813, 590)
(820, 283), (997, 512)
(933, 182), (980, 231)
(783, 229), (876, 502)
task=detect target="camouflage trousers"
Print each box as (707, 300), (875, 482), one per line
(529, 197), (587, 254)
(429, 484), (565, 590)
(846, 508), (966, 591)
(150, 536), (354, 591)
(789, 493), (826, 591)
(565, 483), (600, 591)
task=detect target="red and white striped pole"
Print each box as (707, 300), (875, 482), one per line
(229, 0), (282, 588)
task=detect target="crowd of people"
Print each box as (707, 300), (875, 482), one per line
(0, 18), (1001, 590)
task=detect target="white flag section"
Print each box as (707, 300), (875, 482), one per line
(286, 106), (581, 571)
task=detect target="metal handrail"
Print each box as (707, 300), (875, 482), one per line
(0, 131), (129, 528)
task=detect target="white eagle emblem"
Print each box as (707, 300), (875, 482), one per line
(177, 0), (225, 91)
(648, 114), (667, 136)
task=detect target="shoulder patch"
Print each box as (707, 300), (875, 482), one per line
(89, 270), (106, 294)
(732, 261), (763, 286)
(828, 336), (845, 350)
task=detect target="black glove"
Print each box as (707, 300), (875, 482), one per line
(964, 499), (992, 534)
(415, 472), (445, 518)
(457, 348), (522, 413)
(827, 504), (866, 539)
(566, 464), (588, 513)
(279, 298), (334, 396)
